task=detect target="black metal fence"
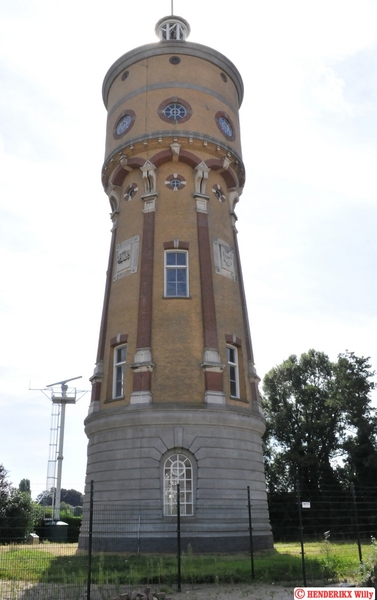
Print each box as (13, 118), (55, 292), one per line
(1, 482), (377, 599)
(268, 483), (377, 543)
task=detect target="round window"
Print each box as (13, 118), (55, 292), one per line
(113, 110), (136, 139)
(219, 117), (233, 137)
(158, 98), (192, 124)
(163, 103), (187, 120)
(165, 174), (186, 191)
(116, 115), (132, 136)
(215, 111), (236, 141)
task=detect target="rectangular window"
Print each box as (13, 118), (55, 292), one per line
(113, 345), (126, 398)
(227, 345), (239, 398)
(165, 251), (188, 297)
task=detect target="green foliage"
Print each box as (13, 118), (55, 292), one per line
(59, 502), (72, 517)
(60, 489), (83, 507)
(0, 465), (36, 543)
(0, 464), (11, 504)
(61, 516), (82, 542)
(18, 479), (31, 494)
(263, 351), (377, 541)
(358, 537), (377, 589)
(0, 490), (35, 542)
(320, 540), (343, 580)
(263, 350), (377, 497)
(35, 488), (83, 507)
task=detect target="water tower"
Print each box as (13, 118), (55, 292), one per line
(82, 14), (272, 551)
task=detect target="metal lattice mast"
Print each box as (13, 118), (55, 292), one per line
(46, 376), (81, 520)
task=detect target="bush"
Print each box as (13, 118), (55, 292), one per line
(0, 491), (35, 543)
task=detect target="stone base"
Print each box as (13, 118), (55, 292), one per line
(81, 403), (272, 551)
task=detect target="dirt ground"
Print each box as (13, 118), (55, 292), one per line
(0, 581), (295, 600)
(170, 583), (294, 600)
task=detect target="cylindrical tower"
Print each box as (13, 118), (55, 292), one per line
(83, 15), (272, 551)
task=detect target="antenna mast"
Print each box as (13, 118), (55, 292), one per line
(45, 376), (81, 520)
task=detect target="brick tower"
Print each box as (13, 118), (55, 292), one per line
(82, 15), (272, 551)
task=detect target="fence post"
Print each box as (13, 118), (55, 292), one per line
(296, 480), (307, 587)
(351, 483), (363, 564)
(177, 483), (181, 592)
(247, 486), (255, 579)
(86, 480), (94, 600)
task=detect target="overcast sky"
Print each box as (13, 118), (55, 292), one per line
(1, 0), (376, 499)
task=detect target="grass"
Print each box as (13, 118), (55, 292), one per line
(0, 541), (375, 587)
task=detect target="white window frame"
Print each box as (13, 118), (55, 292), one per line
(164, 250), (189, 297)
(113, 345), (126, 398)
(227, 345), (239, 399)
(163, 454), (193, 516)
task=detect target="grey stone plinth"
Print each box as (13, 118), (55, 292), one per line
(80, 403), (272, 552)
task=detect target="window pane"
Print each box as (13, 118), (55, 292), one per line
(117, 346), (126, 363)
(115, 364), (125, 397)
(167, 270), (177, 282)
(166, 253), (176, 265)
(176, 268), (186, 282)
(166, 282), (176, 296)
(177, 282), (187, 296)
(176, 253), (186, 265)
(227, 346), (235, 363)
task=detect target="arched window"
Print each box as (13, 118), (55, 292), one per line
(164, 454), (193, 516)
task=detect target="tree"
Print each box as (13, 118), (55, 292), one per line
(19, 479), (31, 494)
(36, 488), (83, 507)
(334, 352), (377, 489)
(262, 350), (377, 540)
(0, 465), (35, 542)
(262, 350), (377, 496)
(35, 489), (53, 506)
(0, 464), (11, 503)
(61, 489), (83, 507)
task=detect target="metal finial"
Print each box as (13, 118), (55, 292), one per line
(171, 0), (173, 15)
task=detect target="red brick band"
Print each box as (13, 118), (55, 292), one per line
(90, 381), (102, 403)
(133, 371), (152, 393)
(96, 227), (117, 363)
(136, 211), (155, 348)
(197, 211), (218, 349)
(205, 371), (223, 392)
(232, 229), (254, 363)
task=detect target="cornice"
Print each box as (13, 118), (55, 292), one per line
(102, 41), (244, 109)
(102, 131), (246, 189)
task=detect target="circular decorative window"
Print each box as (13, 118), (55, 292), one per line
(121, 70), (129, 81)
(220, 72), (228, 82)
(113, 110), (136, 139)
(214, 111), (236, 141)
(212, 184), (226, 202)
(164, 103), (186, 120)
(124, 183), (138, 201)
(158, 98), (192, 124)
(165, 174), (186, 191)
(169, 56), (181, 65)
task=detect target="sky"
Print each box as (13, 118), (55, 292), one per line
(0, 0), (376, 499)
